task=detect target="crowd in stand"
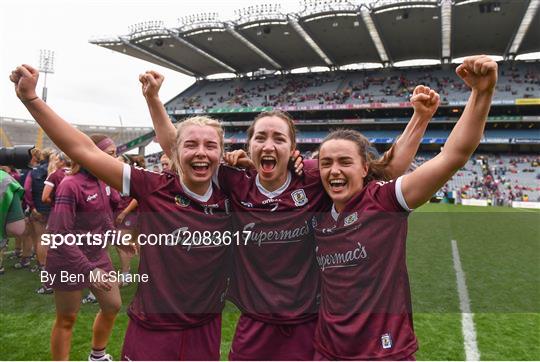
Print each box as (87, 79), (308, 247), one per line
(420, 154), (540, 205)
(174, 62), (540, 111)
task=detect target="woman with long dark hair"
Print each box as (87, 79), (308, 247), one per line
(312, 55), (497, 360)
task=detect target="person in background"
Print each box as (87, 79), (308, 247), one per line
(42, 152), (71, 206)
(11, 149), (40, 269)
(0, 169), (26, 275)
(160, 153), (171, 171)
(45, 135), (121, 360)
(25, 147), (54, 292)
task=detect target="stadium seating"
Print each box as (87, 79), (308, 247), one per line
(434, 154), (539, 204)
(0, 117), (152, 150)
(166, 61), (540, 111)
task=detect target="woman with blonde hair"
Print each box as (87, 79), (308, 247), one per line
(11, 64), (235, 360)
(42, 152), (70, 206)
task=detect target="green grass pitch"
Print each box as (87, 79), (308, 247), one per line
(0, 203), (538, 360)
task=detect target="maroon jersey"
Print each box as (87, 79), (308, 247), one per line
(46, 169), (116, 278)
(124, 165), (232, 330)
(215, 165), (331, 324)
(44, 167), (68, 207)
(313, 177), (418, 360)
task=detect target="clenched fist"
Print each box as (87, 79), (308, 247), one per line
(9, 64), (39, 102)
(410, 85), (440, 119)
(139, 70), (164, 100)
(456, 55), (498, 94)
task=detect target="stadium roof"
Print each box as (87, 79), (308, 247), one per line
(90, 0), (540, 77)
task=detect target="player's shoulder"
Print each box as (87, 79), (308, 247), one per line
(56, 167), (68, 177)
(59, 173), (78, 184)
(131, 165), (176, 182)
(55, 174), (84, 195)
(298, 167), (321, 186)
(349, 179), (396, 206)
(48, 168), (63, 181)
(210, 183), (229, 200)
(219, 164), (252, 176)
(364, 178), (410, 212)
(218, 164), (256, 187)
(367, 178), (396, 190)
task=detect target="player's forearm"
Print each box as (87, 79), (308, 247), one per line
(22, 98), (99, 164)
(123, 199), (138, 214)
(145, 96), (177, 158)
(441, 90), (493, 168)
(385, 112), (430, 178)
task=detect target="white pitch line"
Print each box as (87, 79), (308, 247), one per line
(451, 239), (480, 361)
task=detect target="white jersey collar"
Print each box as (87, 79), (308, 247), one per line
(181, 179), (213, 203)
(331, 204), (340, 222)
(255, 171), (292, 199)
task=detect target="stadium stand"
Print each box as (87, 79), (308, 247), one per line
(0, 117), (152, 151)
(69, 0), (540, 208)
(415, 154), (540, 204)
(164, 61), (540, 111)
(89, 0), (540, 155)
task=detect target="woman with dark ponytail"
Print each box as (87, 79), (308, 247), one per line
(313, 55), (497, 360)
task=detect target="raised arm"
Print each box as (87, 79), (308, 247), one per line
(140, 71), (177, 158)
(401, 55), (497, 209)
(9, 65), (123, 192)
(382, 85), (439, 179)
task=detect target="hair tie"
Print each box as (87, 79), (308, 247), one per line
(96, 137), (115, 151)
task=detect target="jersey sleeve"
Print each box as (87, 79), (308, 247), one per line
(368, 176), (413, 213)
(122, 164), (167, 200)
(47, 179), (78, 234)
(44, 170), (57, 188)
(303, 158), (319, 172)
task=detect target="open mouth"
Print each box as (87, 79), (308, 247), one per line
(191, 161), (209, 173)
(329, 178), (347, 192)
(260, 156), (277, 172)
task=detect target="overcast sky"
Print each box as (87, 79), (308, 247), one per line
(0, 0), (299, 127)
